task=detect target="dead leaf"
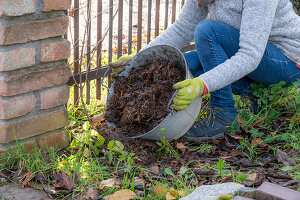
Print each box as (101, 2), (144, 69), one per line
(237, 114), (245, 124)
(61, 172), (76, 191)
(246, 173), (257, 182)
(150, 166), (160, 174)
(230, 134), (244, 140)
(269, 132), (277, 136)
(166, 191), (176, 200)
(154, 185), (168, 196)
(134, 177), (144, 185)
(219, 156), (232, 160)
(176, 143), (188, 153)
(276, 149), (296, 166)
(85, 187), (99, 200)
(92, 114), (105, 123)
(168, 188), (184, 198)
(290, 116), (297, 123)
(84, 148), (91, 158)
(103, 195), (111, 200)
(75, 110), (85, 117)
(251, 138), (264, 148)
(21, 172), (32, 188)
(98, 178), (118, 190)
(109, 189), (136, 200)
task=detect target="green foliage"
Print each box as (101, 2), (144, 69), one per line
(156, 136), (180, 159)
(104, 140), (136, 167)
(69, 121), (105, 156)
(234, 173), (247, 184)
(217, 159), (225, 177)
(190, 143), (213, 154)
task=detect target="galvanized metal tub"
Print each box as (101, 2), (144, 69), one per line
(106, 45), (202, 141)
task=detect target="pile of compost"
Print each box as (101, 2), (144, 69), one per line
(105, 60), (185, 137)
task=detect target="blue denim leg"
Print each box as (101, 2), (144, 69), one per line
(190, 19), (300, 106)
(183, 50), (204, 77)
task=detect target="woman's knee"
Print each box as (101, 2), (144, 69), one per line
(194, 20), (218, 44)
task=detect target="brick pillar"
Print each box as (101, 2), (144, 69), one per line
(0, 0), (72, 152)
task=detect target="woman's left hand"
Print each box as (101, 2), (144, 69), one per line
(170, 77), (205, 111)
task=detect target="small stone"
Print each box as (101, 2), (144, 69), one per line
(179, 182), (245, 200)
(0, 183), (49, 199)
(238, 187), (256, 199)
(230, 196), (254, 200)
(256, 181), (300, 200)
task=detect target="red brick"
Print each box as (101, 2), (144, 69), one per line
(43, 0), (71, 12)
(39, 130), (69, 150)
(0, 95), (36, 119)
(0, 0), (36, 17)
(40, 85), (69, 109)
(0, 109), (68, 143)
(0, 16), (69, 46)
(0, 48), (36, 71)
(41, 40), (70, 62)
(0, 66), (71, 96)
(256, 182), (300, 200)
(0, 139), (38, 153)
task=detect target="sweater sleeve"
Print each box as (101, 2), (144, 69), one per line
(145, 0), (208, 50)
(199, 0), (279, 93)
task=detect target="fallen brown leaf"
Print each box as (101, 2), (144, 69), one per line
(251, 138), (264, 148)
(21, 172), (32, 188)
(61, 172), (76, 191)
(276, 149), (296, 166)
(154, 185), (168, 196)
(176, 143), (188, 153)
(92, 114), (105, 123)
(98, 178), (118, 190)
(85, 187), (99, 200)
(246, 173), (257, 182)
(166, 191), (176, 200)
(230, 134), (244, 140)
(109, 189), (136, 200)
(150, 166), (160, 174)
(269, 132), (277, 136)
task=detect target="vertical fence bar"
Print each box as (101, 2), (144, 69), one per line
(128, 0), (133, 55)
(137, 0), (142, 52)
(86, 0), (91, 104)
(96, 0), (102, 100)
(117, 0), (123, 58)
(155, 0), (160, 37)
(182, 0), (185, 8)
(74, 0), (79, 105)
(147, 0), (152, 44)
(108, 0), (113, 87)
(108, 0), (113, 63)
(164, 0), (169, 30)
(171, 0), (176, 23)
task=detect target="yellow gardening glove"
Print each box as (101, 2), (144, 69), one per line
(170, 77), (205, 111)
(109, 53), (136, 78)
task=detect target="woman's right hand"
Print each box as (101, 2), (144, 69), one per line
(109, 53), (136, 78)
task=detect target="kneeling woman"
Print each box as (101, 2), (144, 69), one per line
(146, 0), (300, 140)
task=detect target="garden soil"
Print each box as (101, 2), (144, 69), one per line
(105, 60), (185, 137)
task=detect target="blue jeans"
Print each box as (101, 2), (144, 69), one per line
(184, 20), (300, 107)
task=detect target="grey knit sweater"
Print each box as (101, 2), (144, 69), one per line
(147, 0), (300, 93)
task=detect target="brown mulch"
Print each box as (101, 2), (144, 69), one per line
(105, 60), (185, 137)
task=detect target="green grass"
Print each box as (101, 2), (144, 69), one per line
(1, 51), (299, 199)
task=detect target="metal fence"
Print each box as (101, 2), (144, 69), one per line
(67, 0), (190, 105)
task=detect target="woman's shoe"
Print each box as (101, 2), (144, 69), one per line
(184, 105), (238, 141)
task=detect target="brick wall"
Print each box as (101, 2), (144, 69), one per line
(0, 0), (72, 152)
